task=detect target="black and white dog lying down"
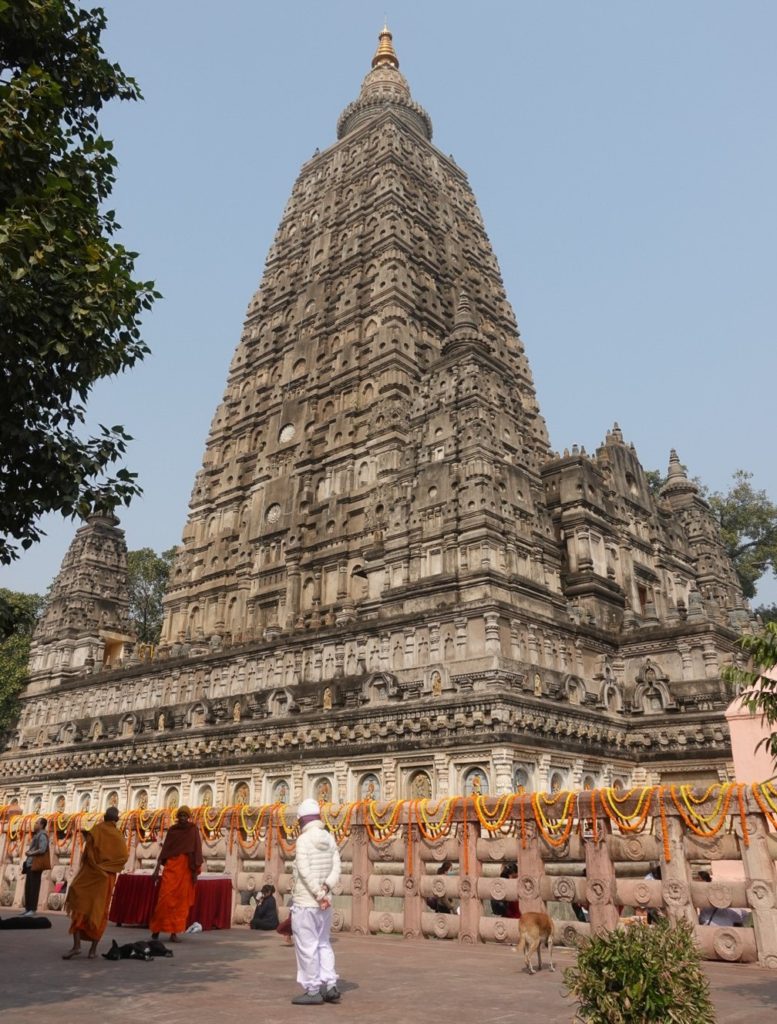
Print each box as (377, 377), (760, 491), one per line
(102, 939), (174, 961)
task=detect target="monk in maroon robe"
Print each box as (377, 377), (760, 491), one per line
(149, 806), (203, 941)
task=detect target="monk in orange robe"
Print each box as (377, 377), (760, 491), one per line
(150, 805), (203, 941)
(63, 806), (129, 959)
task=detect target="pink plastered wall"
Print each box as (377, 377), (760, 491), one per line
(717, 669), (776, 883)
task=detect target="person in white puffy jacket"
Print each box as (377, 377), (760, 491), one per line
(290, 798), (342, 1005)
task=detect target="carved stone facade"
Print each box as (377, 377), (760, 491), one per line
(0, 29), (753, 810)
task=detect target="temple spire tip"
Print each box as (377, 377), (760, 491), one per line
(372, 24), (399, 70)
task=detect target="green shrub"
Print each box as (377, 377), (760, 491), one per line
(564, 918), (716, 1024)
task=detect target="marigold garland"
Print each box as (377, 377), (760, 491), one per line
(668, 784), (733, 840)
(599, 786), (655, 834)
(364, 800), (403, 844)
(531, 791), (576, 848)
(460, 796), (470, 874)
(676, 783), (729, 824)
(416, 797), (456, 841)
(473, 793), (517, 833)
(274, 803), (298, 856)
(406, 799), (416, 875)
(321, 801), (357, 844)
(1, 784), (771, 875)
(752, 782), (777, 829)
(736, 784), (750, 847)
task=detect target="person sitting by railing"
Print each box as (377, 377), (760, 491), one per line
(250, 883), (280, 930)
(490, 862), (521, 918)
(426, 861), (456, 914)
(697, 871), (744, 927)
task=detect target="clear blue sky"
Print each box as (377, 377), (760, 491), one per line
(3, 1), (776, 605)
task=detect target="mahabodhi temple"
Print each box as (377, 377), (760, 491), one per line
(2, 27), (775, 966)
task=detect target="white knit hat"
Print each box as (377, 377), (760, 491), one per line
(297, 798), (321, 818)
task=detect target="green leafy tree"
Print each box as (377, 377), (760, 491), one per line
(648, 467), (777, 599)
(564, 918), (716, 1024)
(723, 623), (777, 768)
(756, 604), (777, 626)
(127, 546), (177, 644)
(644, 468), (664, 498)
(0, 588), (44, 731)
(0, 0), (159, 564)
(708, 472), (777, 600)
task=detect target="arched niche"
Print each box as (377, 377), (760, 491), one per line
(232, 781), (250, 805)
(359, 773), (381, 801)
(407, 770), (432, 800)
(513, 766), (532, 795)
(463, 766), (489, 796)
(313, 776), (333, 803)
(271, 779), (290, 805)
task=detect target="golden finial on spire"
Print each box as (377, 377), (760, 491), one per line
(372, 24), (399, 69)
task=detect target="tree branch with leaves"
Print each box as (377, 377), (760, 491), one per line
(0, 0), (159, 563)
(723, 624), (777, 770)
(0, 588), (44, 733)
(127, 547), (177, 644)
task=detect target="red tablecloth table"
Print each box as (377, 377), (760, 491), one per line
(109, 874), (233, 930)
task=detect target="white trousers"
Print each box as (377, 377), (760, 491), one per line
(292, 905), (337, 992)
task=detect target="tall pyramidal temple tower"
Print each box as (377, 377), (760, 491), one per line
(160, 26), (553, 650)
(1, 30), (753, 813)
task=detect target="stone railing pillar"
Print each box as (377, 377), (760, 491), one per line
(223, 828), (240, 924)
(350, 823), (371, 936)
(124, 829), (139, 872)
(660, 813), (696, 927)
(739, 811), (777, 969)
(0, 819), (8, 899)
(260, 822), (284, 889)
(584, 817), (620, 933)
(516, 820), (546, 914)
(402, 815), (423, 939)
(457, 806), (482, 943)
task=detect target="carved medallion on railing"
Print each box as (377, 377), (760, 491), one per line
(662, 879), (688, 906)
(586, 878), (613, 905)
(712, 927), (745, 962)
(747, 880), (776, 910)
(551, 876), (576, 902)
(517, 874), (539, 901)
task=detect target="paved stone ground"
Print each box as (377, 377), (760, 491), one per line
(1, 914), (776, 1023)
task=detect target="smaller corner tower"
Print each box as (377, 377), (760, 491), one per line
(26, 513), (135, 694)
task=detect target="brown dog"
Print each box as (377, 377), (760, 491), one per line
(514, 912), (555, 974)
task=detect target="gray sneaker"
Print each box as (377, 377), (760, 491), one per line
(322, 985), (341, 1003)
(291, 991), (324, 1005)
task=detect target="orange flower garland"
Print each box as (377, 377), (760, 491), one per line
(599, 785), (655, 834)
(531, 790), (576, 848)
(736, 783), (750, 847)
(658, 785), (672, 862)
(406, 799), (416, 875)
(473, 793), (517, 833)
(752, 782), (777, 829)
(668, 784), (733, 840)
(460, 796), (470, 874)
(364, 799), (404, 844)
(416, 797), (456, 841)
(1, 783), (771, 878)
(321, 801), (357, 844)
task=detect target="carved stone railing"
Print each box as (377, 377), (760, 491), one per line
(2, 784), (776, 968)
